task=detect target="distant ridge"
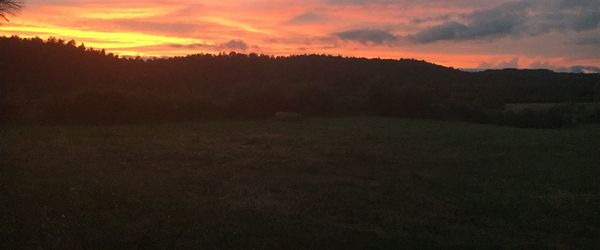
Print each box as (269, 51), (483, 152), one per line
(1, 36), (599, 127)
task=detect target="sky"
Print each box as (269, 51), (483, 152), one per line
(1, 0), (599, 72)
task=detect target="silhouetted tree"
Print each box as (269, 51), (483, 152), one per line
(594, 82), (600, 102)
(1, 36), (599, 127)
(0, 0), (22, 23)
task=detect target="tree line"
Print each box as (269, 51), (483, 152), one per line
(1, 36), (599, 127)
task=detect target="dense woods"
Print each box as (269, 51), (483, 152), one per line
(1, 36), (599, 127)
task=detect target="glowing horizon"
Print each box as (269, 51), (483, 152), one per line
(1, 0), (598, 71)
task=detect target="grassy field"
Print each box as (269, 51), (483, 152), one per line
(1, 117), (599, 249)
(506, 102), (600, 112)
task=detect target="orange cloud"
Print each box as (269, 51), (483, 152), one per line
(0, 0), (597, 69)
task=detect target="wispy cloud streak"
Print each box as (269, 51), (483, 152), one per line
(0, 0), (597, 69)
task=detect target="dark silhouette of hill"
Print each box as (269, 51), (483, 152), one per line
(1, 36), (599, 127)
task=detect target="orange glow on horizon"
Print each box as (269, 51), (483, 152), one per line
(0, 24), (210, 48)
(78, 7), (179, 20)
(0, 0), (597, 70)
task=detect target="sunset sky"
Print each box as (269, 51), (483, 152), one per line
(1, 0), (599, 72)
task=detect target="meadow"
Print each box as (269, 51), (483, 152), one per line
(1, 117), (599, 248)
(505, 103), (600, 112)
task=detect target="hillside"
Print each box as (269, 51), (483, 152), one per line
(1, 36), (599, 126)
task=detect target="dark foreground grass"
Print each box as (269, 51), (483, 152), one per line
(1, 117), (599, 249)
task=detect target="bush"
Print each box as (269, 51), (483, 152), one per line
(368, 83), (436, 118)
(36, 92), (218, 124)
(501, 105), (575, 129)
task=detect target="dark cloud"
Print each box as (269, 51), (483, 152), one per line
(168, 43), (205, 49)
(529, 60), (555, 69)
(479, 57), (520, 69)
(333, 29), (397, 45)
(326, 0), (393, 4)
(410, 0), (600, 43)
(411, 22), (469, 43)
(287, 12), (325, 25)
(530, 61), (600, 73)
(576, 32), (600, 45)
(170, 39), (249, 51)
(327, 0), (498, 7)
(556, 65), (600, 74)
(221, 39), (248, 50)
(410, 14), (454, 25)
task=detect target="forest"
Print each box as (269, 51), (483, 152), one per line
(1, 36), (599, 128)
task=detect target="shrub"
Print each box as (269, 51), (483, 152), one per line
(501, 105), (575, 129)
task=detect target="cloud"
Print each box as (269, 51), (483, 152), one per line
(410, 14), (454, 25)
(410, 0), (600, 43)
(479, 57), (520, 69)
(110, 20), (200, 35)
(411, 22), (470, 43)
(576, 32), (600, 45)
(333, 29), (397, 45)
(287, 12), (326, 25)
(529, 60), (555, 69)
(221, 39), (248, 50)
(556, 65), (600, 74)
(4, 0), (599, 69)
(170, 39), (249, 51)
(476, 58), (600, 73)
(530, 61), (600, 73)
(326, 0), (501, 7)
